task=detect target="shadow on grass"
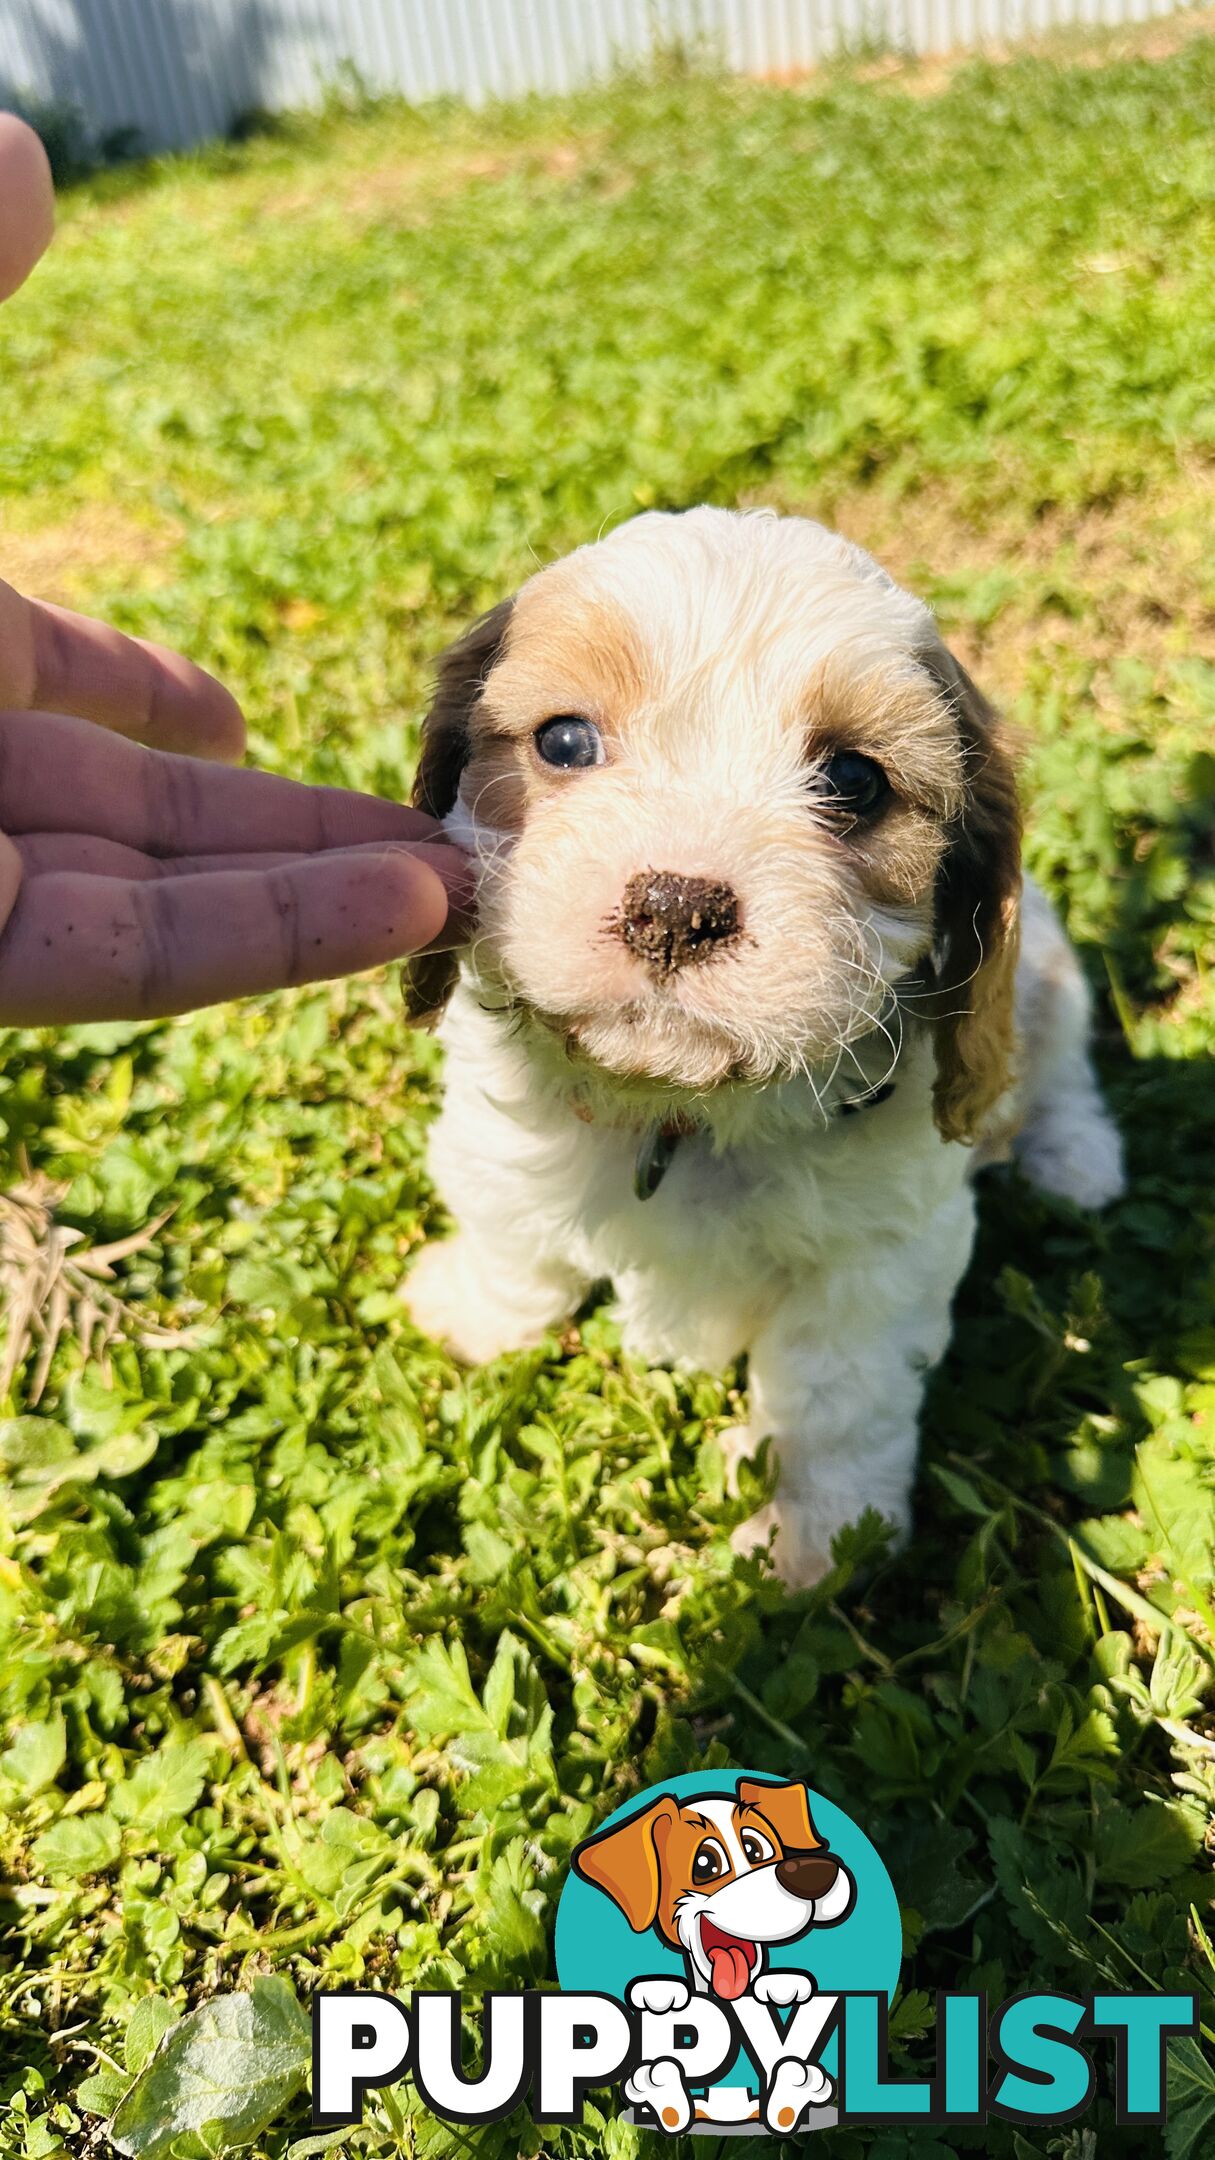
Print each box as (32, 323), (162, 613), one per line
(668, 768), (1214, 2125)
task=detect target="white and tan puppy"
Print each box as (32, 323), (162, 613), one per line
(403, 508), (1124, 1585)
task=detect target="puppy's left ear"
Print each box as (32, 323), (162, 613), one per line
(918, 645), (1022, 1145)
(572, 1795), (680, 1933)
(403, 597), (515, 1026)
(737, 1778), (823, 1852)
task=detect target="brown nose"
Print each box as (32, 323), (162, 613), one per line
(617, 870), (740, 975)
(775, 1850), (842, 1902)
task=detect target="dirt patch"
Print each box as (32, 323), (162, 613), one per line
(0, 503), (181, 608)
(270, 132), (597, 228)
(770, 7), (1215, 99)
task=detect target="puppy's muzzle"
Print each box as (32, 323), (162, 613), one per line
(775, 1849), (842, 1901)
(617, 869), (740, 976)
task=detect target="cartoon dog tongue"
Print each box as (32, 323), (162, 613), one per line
(701, 1920), (756, 2000)
(708, 1941), (752, 1999)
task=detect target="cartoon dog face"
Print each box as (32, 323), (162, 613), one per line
(408, 506), (1020, 1144)
(572, 1779), (855, 2000)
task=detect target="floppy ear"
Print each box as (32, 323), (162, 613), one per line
(737, 1778), (824, 1853)
(571, 1795), (680, 1933)
(402, 597), (515, 1026)
(412, 597), (515, 819)
(917, 645), (1022, 1145)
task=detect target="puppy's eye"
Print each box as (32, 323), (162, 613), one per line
(819, 750), (889, 819)
(534, 716), (604, 770)
(741, 1829), (774, 1866)
(692, 1838), (728, 1884)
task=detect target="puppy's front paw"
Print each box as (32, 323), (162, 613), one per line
(730, 1501), (832, 1590)
(625, 2059), (691, 2134)
(628, 1978), (690, 2015)
(402, 1238), (537, 1363)
(403, 1236), (585, 1364)
(764, 2057), (833, 2133)
(753, 1969), (815, 2007)
(1017, 1106), (1126, 1211)
(716, 1424), (759, 1498)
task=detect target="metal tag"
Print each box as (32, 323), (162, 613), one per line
(633, 1122), (680, 1202)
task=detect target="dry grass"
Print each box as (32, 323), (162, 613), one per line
(833, 3), (1215, 97)
(0, 1171), (183, 1403)
(747, 467), (1215, 708)
(0, 503), (181, 608)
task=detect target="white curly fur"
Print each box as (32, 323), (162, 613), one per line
(404, 509), (1125, 1586)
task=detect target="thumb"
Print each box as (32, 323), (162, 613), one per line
(0, 117), (55, 302)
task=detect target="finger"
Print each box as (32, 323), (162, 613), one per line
(0, 591), (246, 759)
(0, 830), (20, 940)
(0, 709), (443, 853)
(0, 116), (54, 301)
(0, 852), (456, 1025)
(6, 832), (474, 962)
(10, 831), (472, 902)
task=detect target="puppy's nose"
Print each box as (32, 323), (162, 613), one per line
(618, 870), (740, 975)
(775, 1850), (841, 1901)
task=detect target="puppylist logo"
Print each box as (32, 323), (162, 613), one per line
(312, 1770), (1199, 2136)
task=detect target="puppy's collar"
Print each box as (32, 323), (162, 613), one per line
(630, 1080), (897, 1202)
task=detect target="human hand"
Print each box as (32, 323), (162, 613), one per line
(0, 113), (470, 1023)
(0, 709), (471, 1024)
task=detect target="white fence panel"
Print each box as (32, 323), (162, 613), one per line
(0, 0), (1204, 154)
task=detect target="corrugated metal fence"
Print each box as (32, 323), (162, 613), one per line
(0, 0), (1198, 153)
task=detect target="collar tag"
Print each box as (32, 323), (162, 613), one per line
(634, 1121), (681, 1202)
(627, 1077), (897, 1201)
(838, 1079), (897, 1117)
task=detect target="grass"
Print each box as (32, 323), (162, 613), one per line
(2, 19), (1215, 2157)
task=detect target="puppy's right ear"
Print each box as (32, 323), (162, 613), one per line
(403, 597), (515, 1026)
(736, 1778), (823, 1852)
(917, 643), (1022, 1143)
(412, 597), (515, 819)
(572, 1795), (680, 1933)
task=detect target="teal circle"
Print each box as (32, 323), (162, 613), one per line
(555, 1771), (901, 2089)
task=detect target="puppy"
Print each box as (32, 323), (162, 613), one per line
(403, 508), (1124, 1584)
(573, 1778), (851, 2131)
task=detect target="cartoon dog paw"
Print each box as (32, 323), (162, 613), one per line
(627, 1977), (690, 2015)
(753, 1969), (815, 2008)
(625, 2058), (692, 2133)
(764, 2056), (834, 2133)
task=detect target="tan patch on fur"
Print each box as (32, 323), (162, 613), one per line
(482, 576), (649, 739)
(806, 651), (963, 911)
(453, 579), (650, 837)
(807, 651), (964, 818)
(848, 806), (948, 912)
